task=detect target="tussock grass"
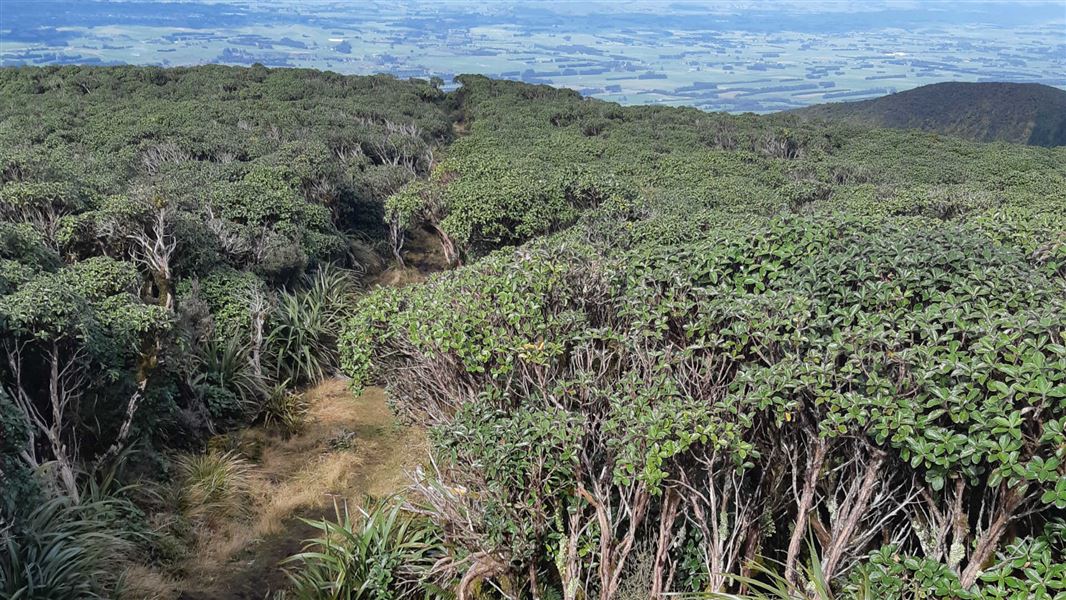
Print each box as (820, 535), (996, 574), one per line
(119, 564), (181, 600)
(701, 541), (868, 600)
(262, 381), (311, 436)
(174, 381), (429, 596)
(267, 265), (359, 386)
(191, 336), (268, 418)
(281, 497), (445, 599)
(175, 450), (256, 526)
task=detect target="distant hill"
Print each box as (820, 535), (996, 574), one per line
(791, 82), (1066, 146)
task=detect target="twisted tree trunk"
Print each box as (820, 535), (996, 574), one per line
(785, 438), (828, 586)
(960, 487), (1023, 588)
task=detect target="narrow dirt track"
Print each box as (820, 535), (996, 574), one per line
(175, 382), (427, 599)
(168, 226), (446, 599)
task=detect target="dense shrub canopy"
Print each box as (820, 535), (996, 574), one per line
(2, 65), (1064, 598)
(344, 77), (1066, 598)
(0, 65), (451, 513)
(387, 75), (1065, 268)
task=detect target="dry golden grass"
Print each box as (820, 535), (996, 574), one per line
(166, 380), (428, 597)
(372, 265), (428, 288)
(175, 450), (256, 527)
(121, 564), (181, 600)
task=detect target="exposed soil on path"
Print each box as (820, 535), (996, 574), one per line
(168, 381), (427, 599)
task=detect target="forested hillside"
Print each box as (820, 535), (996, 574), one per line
(2, 66), (1065, 599)
(791, 82), (1066, 147)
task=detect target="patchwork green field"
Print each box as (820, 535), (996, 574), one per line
(3, 1), (1064, 112)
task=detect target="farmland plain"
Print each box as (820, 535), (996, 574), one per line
(2, 1), (1064, 112)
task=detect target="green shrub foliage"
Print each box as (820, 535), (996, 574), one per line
(344, 209), (1066, 597)
(0, 65), (451, 512)
(341, 76), (1066, 598)
(2, 65), (1065, 597)
(388, 75), (1066, 267)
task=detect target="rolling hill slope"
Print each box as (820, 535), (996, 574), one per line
(791, 82), (1066, 146)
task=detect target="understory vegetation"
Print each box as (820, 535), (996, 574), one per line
(1, 65), (1064, 599)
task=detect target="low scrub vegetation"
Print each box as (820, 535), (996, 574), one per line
(2, 66), (1064, 598)
(339, 76), (1065, 599)
(282, 497), (447, 599)
(0, 64), (440, 596)
(0, 62), (447, 511)
(343, 206), (1066, 598)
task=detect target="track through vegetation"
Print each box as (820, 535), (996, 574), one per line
(171, 225), (447, 599)
(168, 382), (426, 599)
(2, 66), (1064, 600)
